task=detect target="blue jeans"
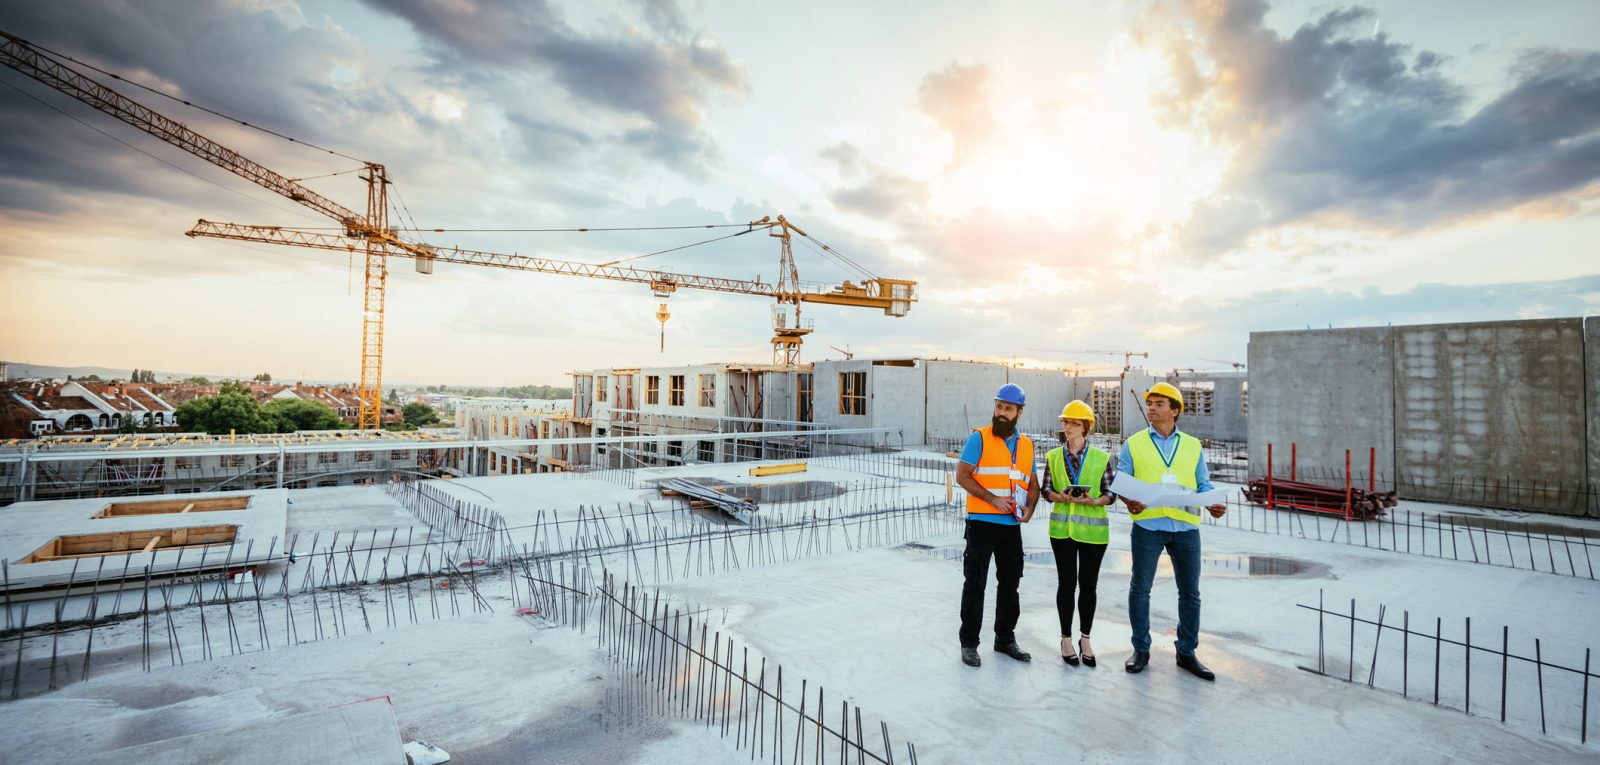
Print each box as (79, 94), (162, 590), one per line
(1127, 524), (1202, 655)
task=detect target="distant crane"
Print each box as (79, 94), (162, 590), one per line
(1030, 349), (1149, 372)
(829, 345), (854, 360)
(1, 32), (918, 427)
(1200, 357), (1246, 371)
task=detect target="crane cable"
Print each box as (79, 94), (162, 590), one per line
(19, 36), (371, 164)
(597, 227), (761, 267)
(0, 74), (325, 225)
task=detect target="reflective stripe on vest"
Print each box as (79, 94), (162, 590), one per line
(1125, 428), (1204, 526)
(965, 426), (1035, 516)
(1044, 445), (1110, 543)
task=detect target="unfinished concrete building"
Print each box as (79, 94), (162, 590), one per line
(1248, 316), (1599, 517)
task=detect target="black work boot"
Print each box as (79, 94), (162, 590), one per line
(1125, 651), (1150, 673)
(961, 646), (981, 667)
(995, 641), (1032, 662)
(1176, 653), (1215, 681)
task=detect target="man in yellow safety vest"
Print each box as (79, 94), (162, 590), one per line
(953, 383), (1039, 667)
(1119, 382), (1228, 680)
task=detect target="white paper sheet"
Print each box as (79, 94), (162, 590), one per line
(1110, 473), (1231, 508)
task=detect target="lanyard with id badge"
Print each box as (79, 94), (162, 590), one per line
(1007, 440), (1028, 519)
(1155, 433), (1183, 491)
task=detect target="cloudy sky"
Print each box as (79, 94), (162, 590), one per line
(1, 0), (1597, 386)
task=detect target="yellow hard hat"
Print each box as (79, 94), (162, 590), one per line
(1144, 382), (1184, 412)
(1059, 399), (1096, 427)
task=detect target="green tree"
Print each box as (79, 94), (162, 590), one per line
(252, 372), (273, 383)
(182, 376), (212, 386)
(402, 402), (440, 428)
(175, 391), (272, 435)
(263, 398), (344, 432)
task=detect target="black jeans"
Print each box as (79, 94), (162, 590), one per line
(959, 520), (1024, 647)
(1048, 537), (1107, 637)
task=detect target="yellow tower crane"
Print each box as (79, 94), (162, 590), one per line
(1, 32), (918, 428)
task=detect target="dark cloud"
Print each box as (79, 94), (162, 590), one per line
(917, 62), (996, 168)
(1148, 0), (1600, 250)
(365, 0), (747, 175)
(0, 1), (387, 217)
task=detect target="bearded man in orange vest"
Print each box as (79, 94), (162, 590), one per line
(953, 383), (1039, 667)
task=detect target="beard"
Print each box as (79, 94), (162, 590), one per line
(991, 415), (1017, 439)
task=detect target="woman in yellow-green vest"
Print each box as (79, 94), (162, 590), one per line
(1040, 400), (1115, 667)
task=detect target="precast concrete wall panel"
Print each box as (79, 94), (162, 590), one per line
(1586, 317), (1600, 517)
(1395, 319), (1588, 515)
(924, 361), (1008, 443)
(870, 363), (927, 447)
(1008, 368), (1072, 435)
(1247, 328), (1396, 483)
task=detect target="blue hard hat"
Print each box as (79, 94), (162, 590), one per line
(995, 383), (1026, 406)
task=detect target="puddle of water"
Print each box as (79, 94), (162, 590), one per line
(902, 544), (1326, 578)
(1436, 514), (1598, 540)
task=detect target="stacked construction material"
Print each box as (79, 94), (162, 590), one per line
(1243, 477), (1397, 520)
(656, 477), (759, 523)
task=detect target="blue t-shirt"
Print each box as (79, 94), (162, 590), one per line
(959, 430), (1021, 526)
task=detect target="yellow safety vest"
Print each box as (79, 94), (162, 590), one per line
(965, 426), (1035, 517)
(1125, 428), (1204, 526)
(1045, 445), (1110, 543)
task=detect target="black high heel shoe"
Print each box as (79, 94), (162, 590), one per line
(1060, 636), (1079, 666)
(1079, 636), (1096, 668)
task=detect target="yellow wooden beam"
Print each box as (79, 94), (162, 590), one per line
(749, 462), (807, 477)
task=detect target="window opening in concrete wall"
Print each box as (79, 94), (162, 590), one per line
(1180, 381), (1215, 416)
(697, 440), (715, 462)
(698, 375), (715, 407)
(221, 454), (245, 468)
(670, 375), (686, 406)
(21, 524), (239, 564)
(94, 496), (250, 518)
(596, 376), (608, 402)
(667, 440), (683, 459)
(175, 456), (197, 470)
(390, 450), (408, 461)
(646, 376), (660, 405)
(597, 427), (608, 455)
(355, 451), (374, 463)
(839, 371), (866, 416)
(1240, 381), (1249, 416)
(798, 373), (814, 422)
(319, 452), (338, 464)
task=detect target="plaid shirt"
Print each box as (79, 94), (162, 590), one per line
(1039, 443), (1116, 501)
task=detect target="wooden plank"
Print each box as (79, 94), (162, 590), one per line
(140, 536), (161, 554)
(749, 462), (807, 477)
(180, 503), (195, 514)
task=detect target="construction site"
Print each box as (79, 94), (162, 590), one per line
(3, 14), (1600, 765)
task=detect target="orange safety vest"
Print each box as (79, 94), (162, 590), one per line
(965, 426), (1035, 516)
